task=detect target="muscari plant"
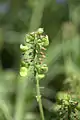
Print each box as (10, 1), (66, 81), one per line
(20, 28), (49, 120)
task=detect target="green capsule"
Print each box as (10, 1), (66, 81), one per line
(35, 64), (41, 69)
(44, 40), (49, 46)
(64, 100), (69, 106)
(38, 39), (41, 43)
(25, 34), (34, 42)
(76, 103), (80, 111)
(37, 74), (45, 80)
(35, 64), (48, 73)
(42, 35), (49, 46)
(20, 67), (27, 77)
(41, 64), (48, 70)
(57, 92), (70, 102)
(20, 44), (28, 51)
(21, 61), (28, 68)
(35, 65), (41, 73)
(40, 66), (48, 73)
(37, 28), (44, 34)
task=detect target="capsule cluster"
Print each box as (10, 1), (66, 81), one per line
(57, 92), (79, 120)
(34, 28), (49, 80)
(20, 28), (49, 78)
(58, 100), (78, 120)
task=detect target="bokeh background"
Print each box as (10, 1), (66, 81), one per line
(0, 0), (80, 120)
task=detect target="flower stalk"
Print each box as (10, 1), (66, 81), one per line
(19, 28), (49, 120)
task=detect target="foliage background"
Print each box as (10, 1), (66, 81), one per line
(0, 0), (80, 120)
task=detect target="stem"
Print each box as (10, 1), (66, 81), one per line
(14, 76), (27, 120)
(36, 74), (45, 120)
(14, 68), (34, 120)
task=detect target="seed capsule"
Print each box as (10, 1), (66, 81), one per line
(37, 74), (45, 80)
(20, 44), (28, 51)
(42, 35), (49, 46)
(76, 103), (80, 111)
(37, 28), (44, 34)
(20, 67), (27, 77)
(41, 66), (48, 73)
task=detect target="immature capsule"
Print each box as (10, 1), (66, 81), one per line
(21, 61), (28, 67)
(40, 65), (48, 73)
(57, 92), (70, 102)
(41, 35), (49, 47)
(25, 34), (34, 42)
(35, 64), (48, 73)
(38, 39), (42, 43)
(35, 64), (41, 73)
(76, 103), (80, 111)
(37, 74), (45, 80)
(20, 44), (28, 51)
(20, 67), (27, 77)
(37, 28), (44, 34)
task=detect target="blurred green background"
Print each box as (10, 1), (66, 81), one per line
(0, 0), (80, 120)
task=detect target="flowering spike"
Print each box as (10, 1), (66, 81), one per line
(20, 28), (49, 120)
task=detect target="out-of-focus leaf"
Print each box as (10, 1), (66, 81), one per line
(0, 100), (12, 120)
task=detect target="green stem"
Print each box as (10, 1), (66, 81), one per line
(36, 74), (45, 120)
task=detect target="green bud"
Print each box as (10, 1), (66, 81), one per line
(20, 44), (28, 51)
(20, 67), (27, 76)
